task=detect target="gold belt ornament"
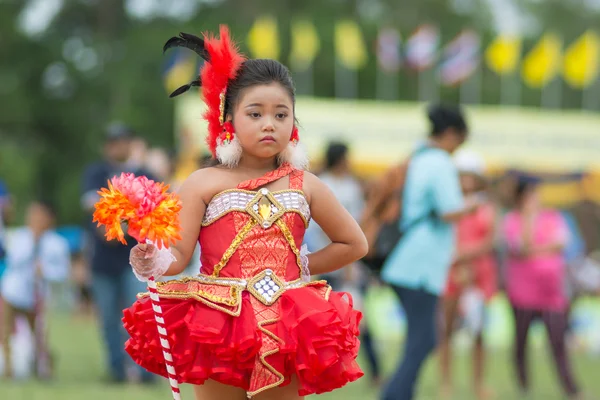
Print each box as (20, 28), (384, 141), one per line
(247, 269), (286, 305)
(195, 270), (317, 306)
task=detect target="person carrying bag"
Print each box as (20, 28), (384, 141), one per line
(372, 104), (478, 400)
(360, 146), (434, 274)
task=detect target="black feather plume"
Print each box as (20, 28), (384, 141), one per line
(169, 79), (201, 98)
(163, 32), (210, 61)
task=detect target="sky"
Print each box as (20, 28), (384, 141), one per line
(18, 0), (63, 36)
(16, 0), (207, 36)
(484, 0), (532, 35)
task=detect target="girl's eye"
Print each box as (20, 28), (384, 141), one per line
(276, 113), (288, 119)
(249, 112), (261, 118)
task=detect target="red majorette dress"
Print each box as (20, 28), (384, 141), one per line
(123, 163), (363, 397)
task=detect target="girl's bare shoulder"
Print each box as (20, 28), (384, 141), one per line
(299, 170), (327, 204)
(183, 167), (245, 204)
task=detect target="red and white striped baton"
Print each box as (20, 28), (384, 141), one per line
(147, 276), (181, 400)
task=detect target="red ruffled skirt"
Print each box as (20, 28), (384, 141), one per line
(122, 285), (363, 396)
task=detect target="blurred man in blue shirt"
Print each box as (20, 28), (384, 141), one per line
(81, 123), (155, 384)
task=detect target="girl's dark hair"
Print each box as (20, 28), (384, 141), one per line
(325, 142), (349, 169)
(198, 153), (217, 168)
(224, 59), (295, 118)
(514, 179), (536, 206)
(427, 104), (468, 137)
(33, 198), (57, 218)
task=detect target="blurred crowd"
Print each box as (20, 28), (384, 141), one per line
(302, 105), (600, 400)
(0, 106), (600, 400)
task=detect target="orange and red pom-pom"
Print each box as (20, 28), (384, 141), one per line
(93, 173), (182, 249)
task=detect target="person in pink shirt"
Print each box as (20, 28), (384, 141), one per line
(503, 179), (580, 399)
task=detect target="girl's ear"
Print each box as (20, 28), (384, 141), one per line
(225, 114), (233, 123)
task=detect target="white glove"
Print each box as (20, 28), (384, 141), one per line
(300, 244), (311, 282)
(129, 242), (176, 282)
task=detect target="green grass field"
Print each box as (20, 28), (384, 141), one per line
(3, 309), (600, 400)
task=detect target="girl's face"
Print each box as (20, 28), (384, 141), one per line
(229, 82), (294, 161)
(460, 173), (479, 194)
(522, 187), (540, 212)
(26, 202), (54, 235)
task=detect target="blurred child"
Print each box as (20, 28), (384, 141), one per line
(1, 200), (70, 379)
(0, 179), (13, 278)
(439, 151), (497, 400)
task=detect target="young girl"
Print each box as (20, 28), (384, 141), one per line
(439, 152), (497, 400)
(1, 200), (70, 379)
(124, 26), (367, 400)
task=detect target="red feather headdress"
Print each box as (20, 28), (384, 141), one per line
(163, 26), (245, 157)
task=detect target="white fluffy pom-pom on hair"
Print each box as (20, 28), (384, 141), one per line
(216, 135), (243, 168)
(278, 141), (309, 170)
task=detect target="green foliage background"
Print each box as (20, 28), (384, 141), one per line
(1, 0), (599, 223)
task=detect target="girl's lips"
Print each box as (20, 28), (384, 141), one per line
(260, 136), (276, 142)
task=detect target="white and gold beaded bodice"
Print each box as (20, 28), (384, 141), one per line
(202, 188), (311, 227)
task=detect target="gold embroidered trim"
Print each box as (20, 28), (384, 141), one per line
(325, 285), (332, 301)
(218, 90), (226, 124)
(157, 275), (248, 285)
(274, 219), (303, 276)
(163, 287), (237, 306)
(139, 276), (244, 305)
(246, 318), (285, 397)
(137, 279), (331, 320)
(138, 290), (243, 317)
(143, 274), (326, 293)
(283, 209), (309, 228)
(203, 208), (309, 228)
(212, 219), (257, 277)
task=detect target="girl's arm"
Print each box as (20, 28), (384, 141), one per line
(502, 210), (537, 257)
(528, 212), (568, 256)
(163, 169), (210, 276)
(428, 156), (476, 223)
(131, 169), (210, 277)
(361, 167), (400, 221)
(520, 210), (535, 255)
(455, 234), (495, 265)
(304, 172), (369, 275)
(512, 212), (567, 257)
(529, 242), (565, 255)
(40, 236), (71, 283)
(455, 206), (496, 264)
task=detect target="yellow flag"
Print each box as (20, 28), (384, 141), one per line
(247, 16), (280, 60)
(334, 20), (367, 70)
(485, 35), (521, 75)
(563, 30), (600, 89)
(521, 33), (563, 88)
(290, 19), (320, 71)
